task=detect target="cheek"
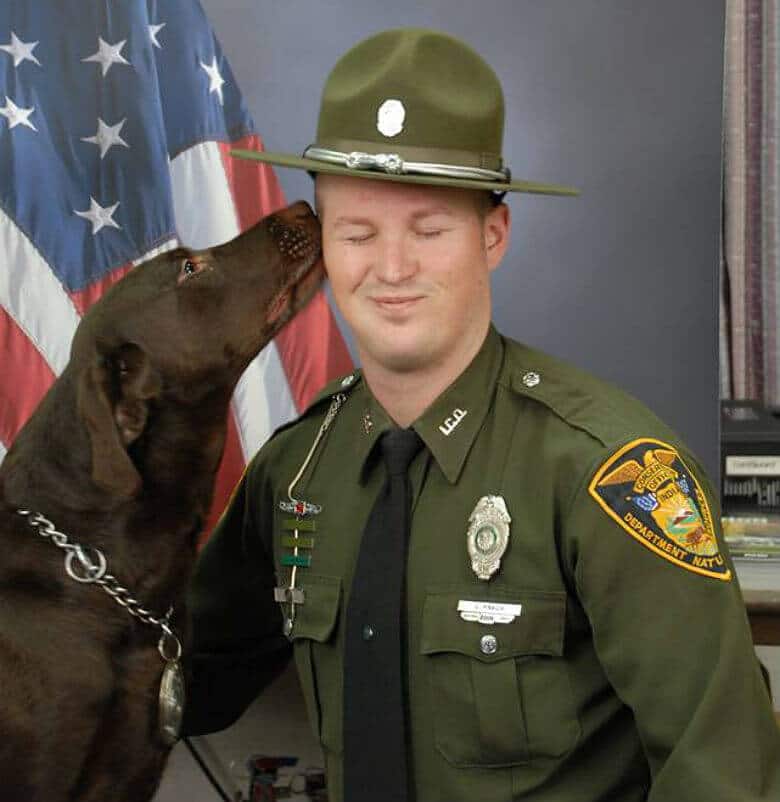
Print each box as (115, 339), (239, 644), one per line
(324, 242), (372, 297)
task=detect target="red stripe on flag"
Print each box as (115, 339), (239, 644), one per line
(275, 295), (353, 411)
(0, 307), (56, 447)
(219, 135), (287, 228)
(202, 404), (246, 542)
(69, 263), (134, 316)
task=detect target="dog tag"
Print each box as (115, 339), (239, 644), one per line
(159, 659), (185, 746)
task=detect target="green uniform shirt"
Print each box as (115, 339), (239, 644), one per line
(185, 326), (780, 801)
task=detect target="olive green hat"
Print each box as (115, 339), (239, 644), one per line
(231, 28), (578, 196)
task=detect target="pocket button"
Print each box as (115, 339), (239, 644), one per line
(480, 634), (498, 655)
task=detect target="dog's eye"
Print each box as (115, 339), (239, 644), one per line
(178, 258), (204, 283)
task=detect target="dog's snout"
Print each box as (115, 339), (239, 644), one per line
(267, 201), (321, 264)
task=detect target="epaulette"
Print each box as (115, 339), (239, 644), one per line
(307, 367), (363, 408)
(502, 339), (676, 450)
(265, 368), (363, 443)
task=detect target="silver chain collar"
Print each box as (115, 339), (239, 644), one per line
(16, 509), (181, 661)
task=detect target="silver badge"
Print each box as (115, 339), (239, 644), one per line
(377, 98), (405, 137)
(467, 495), (511, 580)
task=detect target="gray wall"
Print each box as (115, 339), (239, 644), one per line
(205, 0), (724, 474)
(154, 4), (728, 800)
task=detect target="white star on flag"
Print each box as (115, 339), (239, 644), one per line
(149, 23), (166, 49)
(200, 56), (225, 105)
(82, 37), (130, 77)
(0, 96), (37, 131)
(81, 118), (129, 158)
(75, 197), (121, 234)
(0, 32), (41, 67)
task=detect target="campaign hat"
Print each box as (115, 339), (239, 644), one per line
(232, 28), (578, 196)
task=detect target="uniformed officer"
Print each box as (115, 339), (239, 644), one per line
(183, 28), (780, 801)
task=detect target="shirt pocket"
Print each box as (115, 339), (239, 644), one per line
(287, 573), (343, 754)
(420, 587), (580, 767)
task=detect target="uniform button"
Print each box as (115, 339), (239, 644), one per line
(480, 634), (498, 655)
(522, 371), (541, 388)
(362, 624), (375, 641)
(341, 374), (355, 387)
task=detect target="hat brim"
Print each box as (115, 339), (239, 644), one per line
(230, 149), (579, 197)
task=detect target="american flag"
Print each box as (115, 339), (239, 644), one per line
(0, 0), (351, 533)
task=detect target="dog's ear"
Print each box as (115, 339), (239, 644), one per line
(76, 343), (162, 498)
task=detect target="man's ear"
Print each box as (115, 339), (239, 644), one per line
(76, 343), (161, 498)
(484, 202), (511, 272)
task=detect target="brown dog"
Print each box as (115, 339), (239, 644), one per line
(0, 201), (323, 801)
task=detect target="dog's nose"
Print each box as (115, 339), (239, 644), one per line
(274, 200), (315, 225)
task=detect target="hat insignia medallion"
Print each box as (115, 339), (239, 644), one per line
(377, 98), (405, 137)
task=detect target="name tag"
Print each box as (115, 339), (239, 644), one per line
(457, 600), (522, 624)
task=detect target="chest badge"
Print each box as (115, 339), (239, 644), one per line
(467, 495), (511, 581)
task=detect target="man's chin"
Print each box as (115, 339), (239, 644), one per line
(360, 337), (434, 375)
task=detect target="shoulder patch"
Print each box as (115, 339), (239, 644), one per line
(588, 438), (731, 581)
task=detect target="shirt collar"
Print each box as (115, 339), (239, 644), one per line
(354, 325), (504, 485)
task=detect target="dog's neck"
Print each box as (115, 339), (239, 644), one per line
(0, 373), (236, 613)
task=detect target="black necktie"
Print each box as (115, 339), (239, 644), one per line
(343, 427), (424, 802)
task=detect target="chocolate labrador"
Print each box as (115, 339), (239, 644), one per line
(0, 201), (323, 801)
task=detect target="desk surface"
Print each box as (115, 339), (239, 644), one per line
(744, 589), (780, 646)
(744, 589), (780, 611)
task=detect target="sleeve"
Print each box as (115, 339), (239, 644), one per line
(181, 455), (292, 736)
(567, 436), (780, 801)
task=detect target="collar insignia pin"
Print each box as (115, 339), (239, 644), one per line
(439, 407), (468, 436)
(279, 499), (322, 516)
(467, 495), (511, 581)
(522, 371), (541, 388)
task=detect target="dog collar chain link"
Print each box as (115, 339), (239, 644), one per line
(17, 508), (185, 745)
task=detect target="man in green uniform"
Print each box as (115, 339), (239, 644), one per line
(183, 28), (780, 801)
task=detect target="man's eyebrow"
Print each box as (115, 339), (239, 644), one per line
(332, 216), (374, 227)
(409, 206), (455, 220)
(331, 206), (455, 227)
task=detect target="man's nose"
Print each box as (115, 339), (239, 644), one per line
(375, 236), (417, 283)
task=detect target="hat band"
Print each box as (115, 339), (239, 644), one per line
(303, 146), (510, 184)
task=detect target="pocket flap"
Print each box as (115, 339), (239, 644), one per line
(287, 574), (341, 643)
(420, 587), (565, 662)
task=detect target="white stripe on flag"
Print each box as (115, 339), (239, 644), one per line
(170, 142), (241, 248)
(132, 238), (179, 266)
(0, 206), (81, 375)
(232, 344), (298, 462)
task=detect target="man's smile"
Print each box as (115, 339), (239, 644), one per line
(370, 294), (425, 313)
